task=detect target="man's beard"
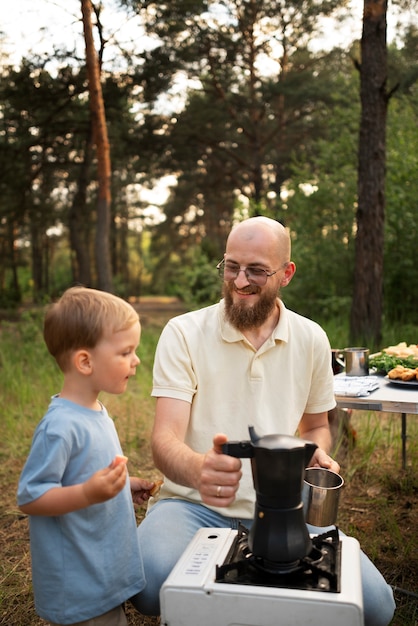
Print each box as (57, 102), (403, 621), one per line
(223, 282), (278, 331)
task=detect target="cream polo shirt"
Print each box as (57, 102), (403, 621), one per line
(151, 298), (336, 519)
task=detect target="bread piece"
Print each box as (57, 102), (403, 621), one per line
(388, 365), (405, 379)
(149, 479), (164, 497)
(388, 365), (418, 381)
(400, 369), (416, 381)
(383, 343), (418, 359)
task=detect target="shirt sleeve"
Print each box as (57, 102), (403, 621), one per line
(17, 426), (70, 506)
(304, 328), (336, 414)
(151, 319), (197, 403)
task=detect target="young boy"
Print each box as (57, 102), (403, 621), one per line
(17, 287), (155, 626)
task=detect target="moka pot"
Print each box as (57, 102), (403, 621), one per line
(223, 426), (317, 568)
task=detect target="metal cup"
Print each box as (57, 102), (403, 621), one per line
(302, 467), (344, 527)
(344, 347), (369, 376)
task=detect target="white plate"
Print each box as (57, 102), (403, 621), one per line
(385, 376), (418, 387)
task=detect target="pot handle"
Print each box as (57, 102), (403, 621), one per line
(222, 440), (254, 458)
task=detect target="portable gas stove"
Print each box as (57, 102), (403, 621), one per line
(160, 526), (364, 626)
(161, 430), (364, 626)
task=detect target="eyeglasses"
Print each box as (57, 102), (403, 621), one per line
(216, 258), (283, 286)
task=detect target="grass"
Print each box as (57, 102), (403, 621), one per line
(0, 306), (417, 625)
(336, 410), (418, 625)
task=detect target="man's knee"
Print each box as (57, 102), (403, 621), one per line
(129, 586), (160, 617)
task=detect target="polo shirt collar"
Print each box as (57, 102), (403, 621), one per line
(218, 298), (289, 344)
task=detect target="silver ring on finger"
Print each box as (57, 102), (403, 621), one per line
(216, 485), (222, 497)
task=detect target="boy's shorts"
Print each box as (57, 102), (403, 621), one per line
(48, 604), (127, 626)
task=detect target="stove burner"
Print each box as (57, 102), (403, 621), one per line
(215, 525), (341, 593)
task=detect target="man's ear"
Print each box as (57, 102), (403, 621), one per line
(281, 261), (296, 287)
(73, 349), (93, 375)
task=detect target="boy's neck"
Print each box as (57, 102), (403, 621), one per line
(59, 378), (101, 411)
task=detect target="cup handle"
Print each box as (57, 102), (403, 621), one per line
(334, 350), (345, 368)
(336, 355), (345, 368)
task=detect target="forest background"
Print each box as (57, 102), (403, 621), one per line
(1, 2), (418, 625)
(0, 0), (417, 348)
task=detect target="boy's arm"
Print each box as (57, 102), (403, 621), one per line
(19, 462), (127, 516)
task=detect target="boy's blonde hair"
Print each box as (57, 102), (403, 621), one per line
(44, 286), (140, 371)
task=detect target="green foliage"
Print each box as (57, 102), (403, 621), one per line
(143, 9), (360, 276)
(283, 71), (359, 321)
(0, 310), (59, 454)
(179, 250), (222, 307)
(279, 47), (418, 327)
(152, 246), (222, 308)
(0, 5), (417, 330)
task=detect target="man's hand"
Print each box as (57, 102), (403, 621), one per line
(299, 412), (340, 474)
(308, 448), (340, 474)
(199, 433), (242, 507)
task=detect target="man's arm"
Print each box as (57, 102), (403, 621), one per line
(151, 397), (242, 505)
(151, 397), (204, 489)
(298, 412), (340, 473)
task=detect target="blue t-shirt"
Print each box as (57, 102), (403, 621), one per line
(17, 396), (145, 624)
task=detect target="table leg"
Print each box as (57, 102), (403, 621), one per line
(401, 413), (407, 470)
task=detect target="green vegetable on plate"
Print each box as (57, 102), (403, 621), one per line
(369, 353), (418, 375)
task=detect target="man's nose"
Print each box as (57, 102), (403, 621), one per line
(234, 268), (250, 287)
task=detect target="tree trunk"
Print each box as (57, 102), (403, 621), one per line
(69, 128), (94, 286)
(5, 219), (21, 304)
(80, 0), (112, 292)
(350, 0), (388, 349)
(30, 214), (44, 302)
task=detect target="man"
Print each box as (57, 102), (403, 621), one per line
(131, 217), (395, 626)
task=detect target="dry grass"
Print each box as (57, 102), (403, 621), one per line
(2, 413), (417, 626)
(336, 411), (418, 625)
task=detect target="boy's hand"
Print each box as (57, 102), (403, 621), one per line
(130, 477), (162, 506)
(82, 463), (127, 505)
(110, 454), (128, 468)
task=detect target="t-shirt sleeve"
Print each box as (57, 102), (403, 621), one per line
(304, 328), (336, 414)
(17, 427), (69, 506)
(151, 320), (197, 403)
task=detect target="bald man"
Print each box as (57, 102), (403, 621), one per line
(131, 217), (395, 626)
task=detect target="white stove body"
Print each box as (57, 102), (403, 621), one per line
(160, 528), (364, 626)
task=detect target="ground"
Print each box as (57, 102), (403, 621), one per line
(2, 431), (417, 626)
(1, 300), (417, 625)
